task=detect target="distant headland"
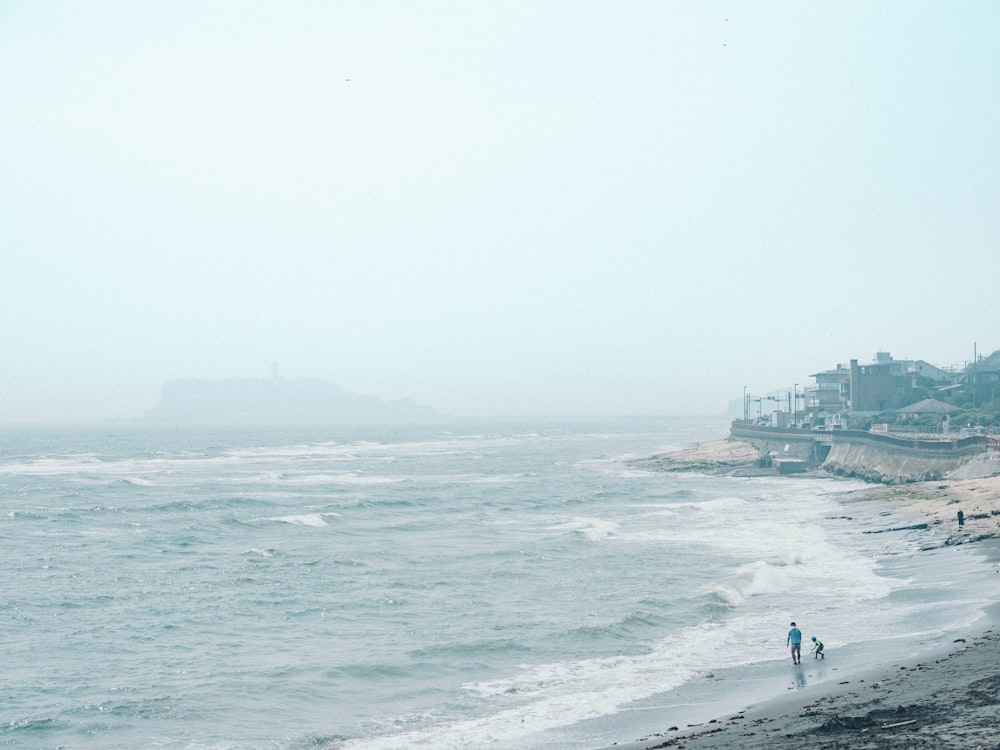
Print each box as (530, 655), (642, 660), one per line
(144, 378), (442, 425)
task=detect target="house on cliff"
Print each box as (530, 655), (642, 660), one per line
(847, 353), (958, 413)
(849, 356), (908, 412)
(807, 365), (850, 424)
(802, 353), (958, 421)
(897, 398), (958, 416)
(897, 398), (959, 430)
(910, 359), (954, 383)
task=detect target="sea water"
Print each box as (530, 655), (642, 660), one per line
(1, 416), (997, 750)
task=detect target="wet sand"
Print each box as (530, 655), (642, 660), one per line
(607, 442), (1000, 750)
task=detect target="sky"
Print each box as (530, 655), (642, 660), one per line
(2, 1), (999, 422)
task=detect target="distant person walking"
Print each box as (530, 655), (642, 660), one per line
(787, 622), (802, 664)
(958, 510), (965, 528)
(810, 636), (825, 659)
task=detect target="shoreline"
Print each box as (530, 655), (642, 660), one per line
(634, 438), (1000, 543)
(601, 627), (1000, 749)
(602, 439), (1000, 750)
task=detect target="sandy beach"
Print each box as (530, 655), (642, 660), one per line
(607, 440), (1000, 750)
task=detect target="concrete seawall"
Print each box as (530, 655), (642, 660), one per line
(730, 422), (988, 484)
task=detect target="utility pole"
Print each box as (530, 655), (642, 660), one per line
(973, 342), (977, 408)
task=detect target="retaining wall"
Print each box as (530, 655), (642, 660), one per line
(730, 422), (988, 484)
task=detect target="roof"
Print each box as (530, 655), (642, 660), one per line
(897, 398), (960, 414)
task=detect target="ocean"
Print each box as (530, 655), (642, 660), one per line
(2, 416), (997, 750)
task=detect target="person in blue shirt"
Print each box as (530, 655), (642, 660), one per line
(787, 622), (802, 664)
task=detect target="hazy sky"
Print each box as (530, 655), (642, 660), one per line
(3, 2), (998, 422)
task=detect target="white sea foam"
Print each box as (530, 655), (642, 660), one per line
(261, 513), (333, 527)
(339, 615), (780, 750)
(550, 517), (620, 542)
(710, 559), (793, 607)
(0, 455), (104, 475)
(278, 472), (408, 485)
(243, 547), (275, 557)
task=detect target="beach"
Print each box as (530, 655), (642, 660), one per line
(607, 440), (1000, 750)
(863, 473), (1000, 544)
(606, 624), (1000, 749)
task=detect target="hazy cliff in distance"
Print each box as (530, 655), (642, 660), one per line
(144, 378), (442, 425)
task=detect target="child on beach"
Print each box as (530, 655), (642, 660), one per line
(810, 636), (824, 659)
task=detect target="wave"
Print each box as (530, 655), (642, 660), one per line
(275, 473), (411, 486)
(705, 534), (899, 611)
(261, 513), (338, 527)
(654, 487), (695, 499)
(90, 477), (157, 487)
(548, 517), (620, 542)
(350, 620), (735, 750)
(708, 559), (794, 608)
(408, 638), (532, 661)
(242, 547), (275, 557)
(3, 716), (62, 734)
(564, 610), (663, 642)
